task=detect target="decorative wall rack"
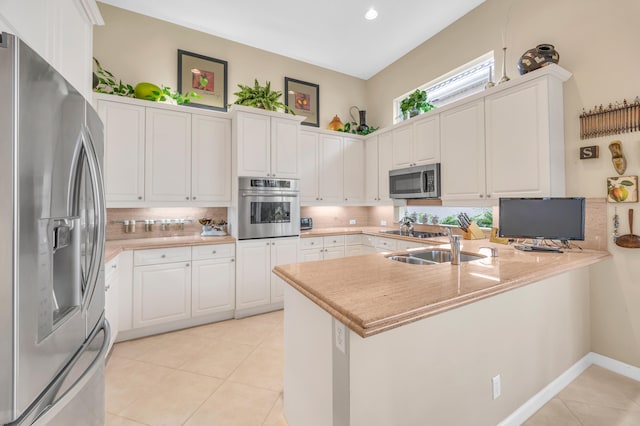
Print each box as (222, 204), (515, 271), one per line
(580, 97), (640, 140)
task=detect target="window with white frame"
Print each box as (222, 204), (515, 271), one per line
(393, 52), (495, 123)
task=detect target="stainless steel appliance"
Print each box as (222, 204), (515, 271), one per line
(389, 163), (441, 199)
(300, 217), (313, 230)
(0, 33), (109, 425)
(237, 177), (300, 240)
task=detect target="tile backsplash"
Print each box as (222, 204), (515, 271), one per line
(300, 206), (394, 228)
(107, 207), (227, 240)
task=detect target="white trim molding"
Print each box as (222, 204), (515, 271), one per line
(76, 0), (104, 26)
(499, 352), (640, 426)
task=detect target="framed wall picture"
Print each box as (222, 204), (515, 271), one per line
(284, 77), (319, 127)
(178, 49), (228, 111)
(607, 175), (638, 203)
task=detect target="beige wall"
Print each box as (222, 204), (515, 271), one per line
(93, 3), (367, 129)
(366, 0), (640, 368)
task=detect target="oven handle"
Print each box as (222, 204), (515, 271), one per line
(241, 191), (299, 198)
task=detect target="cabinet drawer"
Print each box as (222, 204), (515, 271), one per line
(191, 243), (235, 261)
(323, 235), (345, 247)
(134, 246), (191, 266)
(300, 237), (323, 249)
(346, 234), (364, 245)
(373, 237), (397, 251)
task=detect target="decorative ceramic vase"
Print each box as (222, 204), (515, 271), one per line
(357, 110), (369, 132)
(327, 115), (345, 131)
(517, 44), (560, 75)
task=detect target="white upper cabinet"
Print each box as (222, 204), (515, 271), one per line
(391, 115), (440, 169)
(0, 0), (103, 98)
(145, 108), (192, 202)
(234, 107), (302, 178)
(318, 134), (344, 203)
(191, 114), (232, 202)
(440, 66), (570, 205)
(98, 100), (145, 203)
(365, 133), (393, 204)
(440, 100), (486, 203)
(299, 131), (320, 203)
(485, 77), (566, 199)
(342, 137), (365, 203)
(96, 95), (232, 207)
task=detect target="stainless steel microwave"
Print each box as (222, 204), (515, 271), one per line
(389, 164), (441, 199)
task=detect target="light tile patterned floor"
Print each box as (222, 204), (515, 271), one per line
(105, 310), (286, 426)
(106, 310), (640, 425)
(523, 365), (640, 425)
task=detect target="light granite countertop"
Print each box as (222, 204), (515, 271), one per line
(105, 235), (235, 262)
(273, 239), (610, 338)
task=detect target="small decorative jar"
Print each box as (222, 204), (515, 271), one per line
(327, 115), (345, 131)
(517, 44), (560, 75)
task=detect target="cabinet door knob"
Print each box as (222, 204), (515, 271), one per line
(161, 254), (166, 258)
(486, 194), (491, 198)
(212, 250), (217, 254)
(230, 258), (235, 262)
(111, 264), (117, 269)
(186, 263), (190, 267)
(185, 196), (190, 200)
(193, 196), (197, 200)
(479, 194), (484, 198)
(138, 196), (142, 200)
(344, 198), (348, 201)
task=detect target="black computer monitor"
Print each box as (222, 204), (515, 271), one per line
(498, 197), (586, 242)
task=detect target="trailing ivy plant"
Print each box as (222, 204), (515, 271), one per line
(338, 121), (379, 136)
(93, 58), (134, 97)
(232, 79), (294, 114)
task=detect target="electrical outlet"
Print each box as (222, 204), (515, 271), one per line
(492, 374), (501, 400)
(349, 219), (356, 225)
(381, 220), (387, 226)
(334, 321), (346, 354)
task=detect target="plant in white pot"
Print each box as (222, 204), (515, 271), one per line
(400, 89), (435, 120)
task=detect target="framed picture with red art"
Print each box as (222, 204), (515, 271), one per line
(284, 77), (319, 127)
(178, 49), (228, 111)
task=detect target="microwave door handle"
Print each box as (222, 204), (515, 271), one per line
(422, 171), (428, 194)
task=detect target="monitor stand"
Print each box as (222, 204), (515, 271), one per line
(514, 240), (563, 253)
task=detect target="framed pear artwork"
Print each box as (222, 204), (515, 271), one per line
(607, 176), (638, 203)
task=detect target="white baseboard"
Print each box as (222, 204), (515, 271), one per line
(498, 352), (640, 426)
(589, 352), (640, 382)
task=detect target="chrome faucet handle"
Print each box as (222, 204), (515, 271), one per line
(479, 246), (498, 257)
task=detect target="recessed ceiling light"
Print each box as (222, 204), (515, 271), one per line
(365, 7), (378, 20)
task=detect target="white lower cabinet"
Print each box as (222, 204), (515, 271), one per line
(133, 261), (192, 328)
(104, 257), (119, 354)
(235, 238), (298, 315)
(125, 244), (235, 337)
(191, 246), (236, 317)
(299, 236), (346, 261)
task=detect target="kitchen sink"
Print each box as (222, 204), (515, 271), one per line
(386, 249), (486, 265)
(380, 230), (446, 239)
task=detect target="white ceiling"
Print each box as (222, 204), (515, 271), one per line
(98, 0), (485, 80)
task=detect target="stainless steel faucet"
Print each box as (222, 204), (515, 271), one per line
(399, 214), (415, 235)
(443, 227), (461, 265)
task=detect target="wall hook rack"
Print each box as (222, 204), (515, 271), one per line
(580, 97), (640, 139)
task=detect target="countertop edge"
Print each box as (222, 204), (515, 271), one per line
(105, 235), (236, 262)
(273, 250), (611, 338)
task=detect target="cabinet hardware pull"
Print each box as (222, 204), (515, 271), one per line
(111, 264), (117, 269)
(193, 196), (197, 200)
(230, 259), (235, 262)
(479, 194), (484, 198)
(105, 284), (110, 291)
(185, 197), (189, 200)
(138, 196), (142, 200)
(161, 254), (166, 258)
(186, 263), (190, 267)
(212, 250), (217, 254)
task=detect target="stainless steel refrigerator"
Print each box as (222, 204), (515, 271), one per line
(0, 32), (109, 425)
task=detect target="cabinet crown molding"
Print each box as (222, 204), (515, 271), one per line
(76, 0), (104, 25)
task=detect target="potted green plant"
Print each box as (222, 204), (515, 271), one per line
(232, 79), (294, 114)
(400, 89), (435, 119)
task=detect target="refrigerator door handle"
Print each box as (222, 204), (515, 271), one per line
(78, 125), (106, 308)
(30, 320), (110, 426)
